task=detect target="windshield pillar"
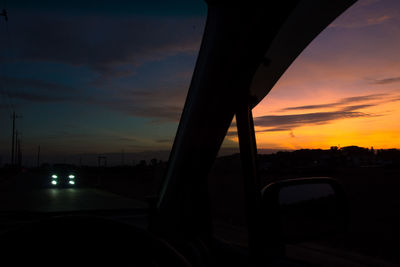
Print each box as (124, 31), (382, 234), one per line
(236, 100), (265, 263)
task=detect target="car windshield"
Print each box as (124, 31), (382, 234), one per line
(0, 0), (207, 212)
(252, 0), (400, 265)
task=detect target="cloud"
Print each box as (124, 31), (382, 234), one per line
(261, 93), (400, 132)
(85, 82), (189, 121)
(0, 76), (77, 103)
(8, 12), (205, 78)
(8, 91), (71, 102)
(367, 15), (391, 24)
(0, 13), (200, 121)
(281, 93), (388, 112)
(330, 14), (392, 28)
(0, 103), (10, 109)
(44, 131), (139, 145)
(0, 6), (208, 124)
(1, 76), (75, 93)
(109, 103), (183, 122)
(87, 91), (184, 121)
(341, 104), (376, 112)
(282, 103), (337, 111)
(340, 93), (387, 104)
(44, 131), (95, 140)
(256, 127), (293, 132)
(255, 108), (373, 132)
(226, 131), (238, 137)
(1, 76), (187, 121)
(329, 0), (395, 29)
(370, 76), (400, 85)
(155, 139), (172, 143)
(358, 0), (382, 7)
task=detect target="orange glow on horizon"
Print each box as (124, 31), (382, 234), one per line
(250, 93), (400, 151)
(230, 0), (400, 152)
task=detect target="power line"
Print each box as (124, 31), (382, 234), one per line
(37, 145), (40, 168)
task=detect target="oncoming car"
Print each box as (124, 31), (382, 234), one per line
(49, 164), (77, 187)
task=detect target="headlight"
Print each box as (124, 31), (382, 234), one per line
(68, 175), (75, 179)
(51, 174), (58, 179)
(69, 181), (75, 185)
(51, 180), (57, 185)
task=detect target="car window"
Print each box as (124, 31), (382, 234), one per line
(0, 1), (207, 212)
(253, 0), (400, 265)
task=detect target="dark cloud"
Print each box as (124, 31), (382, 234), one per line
(155, 139), (172, 143)
(256, 127), (293, 132)
(0, 11), (203, 121)
(281, 93), (388, 111)
(0, 76), (76, 103)
(111, 104), (183, 122)
(8, 91), (71, 102)
(8, 13), (204, 78)
(370, 76), (400, 85)
(83, 90), (183, 121)
(45, 131), (138, 144)
(255, 108), (373, 132)
(0, 103), (10, 109)
(1, 76), (75, 93)
(2, 75), (187, 121)
(283, 103), (337, 111)
(86, 85), (188, 121)
(116, 136), (137, 142)
(341, 104), (376, 111)
(45, 131), (94, 140)
(226, 131), (238, 137)
(340, 93), (387, 104)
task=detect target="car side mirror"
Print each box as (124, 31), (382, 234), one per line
(262, 177), (347, 244)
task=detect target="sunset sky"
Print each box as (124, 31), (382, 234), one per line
(252, 0), (400, 151)
(0, 0), (399, 165)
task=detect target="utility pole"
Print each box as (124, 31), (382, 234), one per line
(11, 112), (15, 166)
(14, 129), (19, 166)
(17, 138), (21, 167)
(98, 156), (107, 168)
(37, 145), (41, 168)
(15, 130), (21, 167)
(10, 112), (22, 166)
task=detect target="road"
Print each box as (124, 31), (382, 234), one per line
(0, 172), (148, 212)
(0, 188), (148, 212)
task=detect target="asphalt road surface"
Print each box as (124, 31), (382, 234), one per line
(0, 188), (148, 212)
(0, 172), (148, 212)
